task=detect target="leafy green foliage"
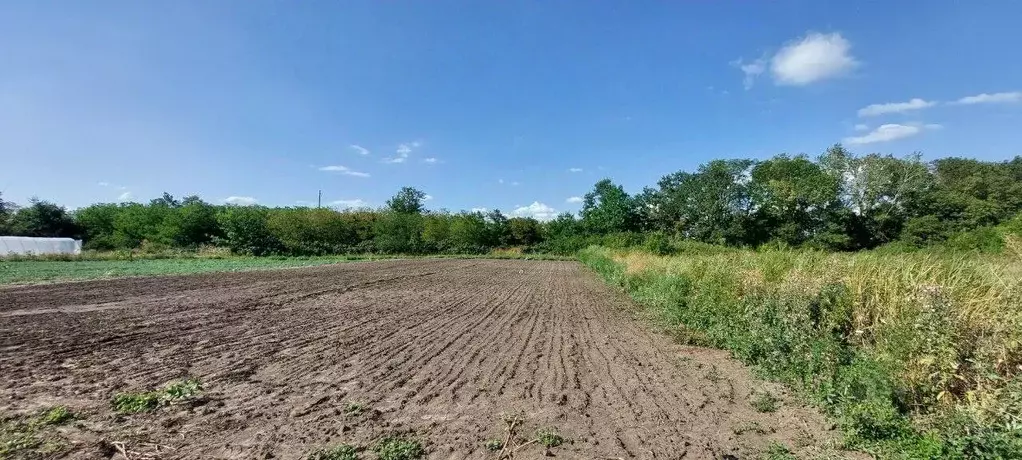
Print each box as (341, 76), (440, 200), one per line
(307, 444), (359, 460)
(5, 199), (79, 238)
(111, 378), (202, 414)
(0, 406), (76, 457)
(483, 439), (503, 451)
(373, 436), (424, 460)
(387, 187), (427, 214)
(535, 428), (564, 448)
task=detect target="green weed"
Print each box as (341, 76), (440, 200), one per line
(762, 442), (796, 460)
(307, 444), (359, 460)
(483, 439), (504, 451)
(112, 377), (203, 414)
(0, 406), (76, 457)
(373, 436), (424, 460)
(343, 401), (366, 417)
(751, 391), (780, 413)
(535, 428), (564, 448)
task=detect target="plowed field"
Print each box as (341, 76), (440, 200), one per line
(1, 259), (847, 459)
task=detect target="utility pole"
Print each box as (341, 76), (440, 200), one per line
(317, 190), (322, 208)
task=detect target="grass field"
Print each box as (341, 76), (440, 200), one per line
(0, 252), (573, 285)
(0, 256), (378, 285)
(580, 245), (1022, 458)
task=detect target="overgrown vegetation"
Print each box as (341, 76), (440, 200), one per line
(3, 148), (1021, 258)
(580, 246), (1022, 458)
(111, 378), (203, 414)
(0, 406), (76, 457)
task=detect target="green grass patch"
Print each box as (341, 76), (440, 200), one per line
(111, 378), (202, 414)
(535, 428), (564, 448)
(0, 252), (573, 285)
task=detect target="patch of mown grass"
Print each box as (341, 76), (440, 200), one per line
(0, 406), (76, 457)
(373, 436), (424, 460)
(307, 444), (359, 460)
(579, 245), (1022, 459)
(111, 378), (202, 414)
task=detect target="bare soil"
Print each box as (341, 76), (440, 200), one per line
(1, 259), (854, 459)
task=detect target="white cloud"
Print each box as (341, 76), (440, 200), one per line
(769, 32), (858, 86)
(470, 207), (488, 213)
(511, 201), (558, 221)
(318, 165), (370, 177)
(842, 123), (940, 145)
(349, 144), (370, 156)
(568, 167), (583, 173)
(330, 199), (368, 208)
(225, 196), (258, 206)
(98, 181), (110, 187)
(384, 141), (422, 164)
(424, 194), (433, 201)
(511, 181), (520, 186)
(117, 191), (133, 201)
(731, 57), (766, 90)
(423, 157), (438, 164)
(954, 91), (1022, 105)
(566, 196), (583, 204)
(854, 124), (869, 131)
(857, 98), (937, 117)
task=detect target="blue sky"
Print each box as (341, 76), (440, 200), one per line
(2, 1), (1020, 220)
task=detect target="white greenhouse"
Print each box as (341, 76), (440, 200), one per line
(0, 236), (82, 256)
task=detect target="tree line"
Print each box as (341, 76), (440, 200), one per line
(2, 145), (1021, 255)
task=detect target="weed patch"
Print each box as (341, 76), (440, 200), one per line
(307, 444), (359, 460)
(112, 377), (203, 414)
(373, 436), (424, 460)
(0, 406), (76, 457)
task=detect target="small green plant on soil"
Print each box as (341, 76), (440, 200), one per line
(535, 428), (564, 448)
(112, 377), (203, 414)
(373, 436), (424, 460)
(733, 421), (770, 435)
(0, 406), (76, 457)
(762, 441), (796, 460)
(484, 438), (504, 451)
(307, 444), (359, 460)
(751, 391), (780, 413)
(343, 401), (366, 416)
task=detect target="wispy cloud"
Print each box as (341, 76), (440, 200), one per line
(854, 124), (869, 131)
(424, 194), (433, 201)
(224, 196), (258, 206)
(330, 199), (367, 208)
(511, 202), (558, 221)
(566, 196), (583, 203)
(568, 167), (583, 173)
(422, 157), (438, 164)
(731, 57), (766, 90)
(954, 91), (1022, 105)
(349, 144), (370, 156)
(384, 141), (422, 164)
(98, 181), (110, 187)
(318, 165), (370, 177)
(471, 207), (488, 213)
(117, 191), (134, 201)
(842, 123), (940, 145)
(738, 32), (858, 88)
(858, 98), (937, 117)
